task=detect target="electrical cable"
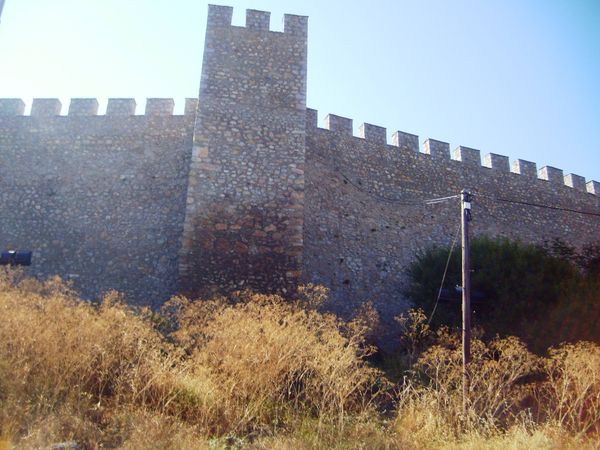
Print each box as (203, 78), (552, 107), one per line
(339, 173), (423, 205)
(425, 195), (460, 205)
(312, 151), (460, 206)
(428, 221), (461, 325)
(317, 148), (599, 217)
(477, 193), (600, 218)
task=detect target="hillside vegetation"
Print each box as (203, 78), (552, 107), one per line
(0, 269), (598, 449)
(406, 237), (600, 352)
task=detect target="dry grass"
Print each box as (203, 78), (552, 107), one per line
(0, 269), (598, 449)
(0, 269), (192, 449)
(163, 290), (382, 434)
(543, 341), (600, 434)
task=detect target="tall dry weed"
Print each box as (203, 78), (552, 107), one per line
(0, 272), (182, 407)
(541, 341), (600, 434)
(412, 334), (540, 428)
(2, 270), (599, 448)
(165, 291), (384, 433)
(393, 309), (600, 444)
(0, 269), (201, 447)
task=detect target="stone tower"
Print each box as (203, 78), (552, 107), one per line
(178, 5), (308, 296)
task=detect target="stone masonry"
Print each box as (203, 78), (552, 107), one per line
(0, 5), (599, 320)
(304, 113), (599, 321)
(0, 98), (195, 307)
(179, 6), (307, 297)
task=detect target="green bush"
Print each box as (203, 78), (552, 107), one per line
(404, 236), (595, 350)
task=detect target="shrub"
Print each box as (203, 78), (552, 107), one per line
(413, 334), (541, 427)
(541, 341), (600, 434)
(0, 269), (198, 448)
(393, 314), (600, 441)
(405, 236), (588, 348)
(545, 238), (600, 278)
(165, 291), (384, 433)
(525, 277), (600, 351)
(2, 269), (599, 448)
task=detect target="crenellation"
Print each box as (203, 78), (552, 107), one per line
(452, 146), (481, 166)
(512, 159), (537, 178)
(31, 98), (62, 116)
(423, 138), (450, 159)
(0, 98), (26, 115)
(106, 98), (136, 116)
(564, 173), (586, 192)
(68, 98), (99, 116)
(538, 166), (564, 185)
(391, 131), (419, 152)
(283, 14), (308, 36)
(246, 9), (270, 31)
(324, 114), (353, 135)
(483, 153), (510, 172)
(145, 98), (175, 116)
(358, 123), (386, 144)
(306, 108), (318, 129)
(207, 4), (233, 28)
(587, 181), (600, 195)
(184, 98), (199, 116)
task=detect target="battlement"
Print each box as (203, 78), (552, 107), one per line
(307, 108), (600, 196)
(31, 98), (62, 116)
(206, 4), (307, 36)
(69, 98), (99, 116)
(0, 98), (199, 116)
(0, 98), (25, 115)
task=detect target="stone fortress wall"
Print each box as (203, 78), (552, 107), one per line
(178, 6), (308, 298)
(303, 110), (600, 320)
(0, 5), (598, 316)
(0, 98), (196, 307)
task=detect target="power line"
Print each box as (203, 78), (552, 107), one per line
(313, 149), (598, 216)
(339, 173), (423, 205)
(312, 151), (460, 206)
(425, 195), (460, 205)
(428, 221), (461, 326)
(341, 172), (459, 205)
(478, 193), (600, 218)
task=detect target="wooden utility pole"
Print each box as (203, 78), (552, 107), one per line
(461, 189), (472, 415)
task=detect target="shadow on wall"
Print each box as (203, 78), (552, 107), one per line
(180, 199), (302, 299)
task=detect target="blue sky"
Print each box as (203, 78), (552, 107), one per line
(1, 0), (599, 182)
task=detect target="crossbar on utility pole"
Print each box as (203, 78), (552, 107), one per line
(461, 189), (472, 415)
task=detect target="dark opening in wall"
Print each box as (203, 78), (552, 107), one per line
(343, 279), (350, 285)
